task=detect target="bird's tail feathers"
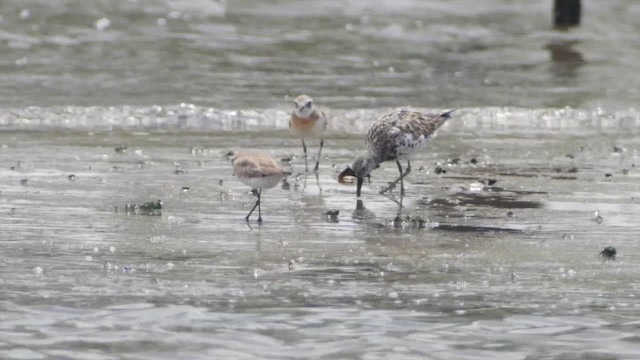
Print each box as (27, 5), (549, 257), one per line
(440, 109), (455, 118)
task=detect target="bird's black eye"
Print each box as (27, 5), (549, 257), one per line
(306, 102), (312, 108)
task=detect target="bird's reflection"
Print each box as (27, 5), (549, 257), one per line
(292, 171), (322, 193)
(351, 195), (406, 221)
(352, 199), (377, 221)
(546, 40), (585, 80)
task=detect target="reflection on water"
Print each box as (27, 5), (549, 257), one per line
(1, 125), (640, 358)
(0, 1), (639, 109)
(2, 0), (640, 356)
(352, 199), (377, 221)
(546, 40), (586, 80)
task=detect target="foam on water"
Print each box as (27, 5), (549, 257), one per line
(1, 105), (639, 134)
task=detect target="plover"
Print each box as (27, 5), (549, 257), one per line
(289, 94), (328, 173)
(338, 109), (454, 197)
(232, 152), (290, 223)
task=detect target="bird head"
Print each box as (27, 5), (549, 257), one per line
(293, 94), (315, 118)
(338, 155), (375, 197)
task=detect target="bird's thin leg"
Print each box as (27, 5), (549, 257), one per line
(257, 189), (263, 224)
(313, 169), (322, 192)
(246, 189), (260, 222)
(401, 160), (411, 196)
(313, 138), (324, 173)
(380, 160), (412, 195)
(380, 160), (403, 194)
(301, 138), (308, 172)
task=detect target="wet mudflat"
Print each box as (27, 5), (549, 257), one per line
(2, 0), (640, 357)
(1, 115), (640, 359)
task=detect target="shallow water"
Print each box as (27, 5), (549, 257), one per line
(1, 0), (640, 109)
(2, 0), (640, 359)
(2, 109), (640, 359)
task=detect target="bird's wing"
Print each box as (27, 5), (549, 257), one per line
(366, 109), (453, 160)
(233, 153), (286, 178)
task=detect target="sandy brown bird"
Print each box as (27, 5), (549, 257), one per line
(232, 152), (290, 223)
(289, 94), (327, 173)
(338, 109), (454, 197)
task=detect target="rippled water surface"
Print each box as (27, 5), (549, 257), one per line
(2, 109), (640, 359)
(2, 0), (640, 359)
(1, 0), (640, 109)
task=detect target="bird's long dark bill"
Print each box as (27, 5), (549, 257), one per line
(356, 177), (363, 197)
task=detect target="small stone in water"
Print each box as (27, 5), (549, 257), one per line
(20, 178), (28, 185)
(181, 187), (190, 192)
(140, 200), (162, 212)
(612, 145), (625, 153)
(600, 246), (616, 260)
(481, 179), (497, 186)
(470, 158), (478, 165)
(218, 179), (224, 186)
(506, 211), (514, 218)
(114, 145), (127, 153)
(323, 209), (339, 222)
(174, 169), (185, 175)
(281, 178), (290, 190)
(434, 166), (447, 174)
(280, 157), (293, 165)
(605, 173), (612, 178)
(68, 174), (76, 181)
(125, 199), (163, 215)
(592, 210), (603, 224)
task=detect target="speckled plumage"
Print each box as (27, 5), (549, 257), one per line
(339, 109), (453, 197)
(367, 109), (451, 163)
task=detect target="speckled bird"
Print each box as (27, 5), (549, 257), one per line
(338, 109), (454, 197)
(232, 152), (290, 223)
(289, 94), (328, 173)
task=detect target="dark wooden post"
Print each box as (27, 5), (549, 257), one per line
(554, 0), (581, 28)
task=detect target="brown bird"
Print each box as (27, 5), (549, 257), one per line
(338, 109), (454, 197)
(232, 152), (290, 223)
(289, 94), (328, 173)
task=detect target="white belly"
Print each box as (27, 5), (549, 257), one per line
(238, 175), (283, 190)
(395, 133), (435, 159)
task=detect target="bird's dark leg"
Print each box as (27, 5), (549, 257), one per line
(313, 138), (324, 173)
(301, 138), (308, 172)
(313, 170), (322, 192)
(257, 189), (263, 224)
(246, 189), (260, 222)
(380, 160), (412, 196)
(401, 160), (411, 196)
